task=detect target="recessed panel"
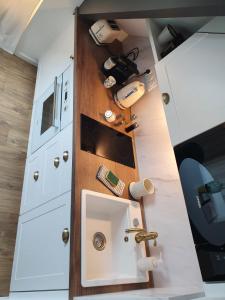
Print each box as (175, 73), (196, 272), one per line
(81, 114), (135, 168)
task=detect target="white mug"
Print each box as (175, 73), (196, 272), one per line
(137, 257), (159, 272)
(137, 253), (163, 272)
(129, 178), (154, 200)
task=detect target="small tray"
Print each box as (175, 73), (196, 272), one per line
(96, 165), (125, 197)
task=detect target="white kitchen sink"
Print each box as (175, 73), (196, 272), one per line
(81, 189), (149, 287)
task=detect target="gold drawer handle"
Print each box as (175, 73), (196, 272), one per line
(54, 157), (60, 168)
(63, 151), (69, 162)
(33, 171), (39, 181)
(62, 228), (70, 244)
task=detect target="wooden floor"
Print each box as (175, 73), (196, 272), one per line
(0, 49), (36, 296)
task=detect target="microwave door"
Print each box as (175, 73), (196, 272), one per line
(31, 76), (62, 153)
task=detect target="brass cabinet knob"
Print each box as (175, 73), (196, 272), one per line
(63, 151), (69, 162)
(33, 171), (39, 181)
(162, 93), (170, 105)
(62, 228), (70, 244)
(54, 157), (60, 168)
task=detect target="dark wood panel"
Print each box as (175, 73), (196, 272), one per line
(70, 15), (153, 298)
(0, 50), (36, 296)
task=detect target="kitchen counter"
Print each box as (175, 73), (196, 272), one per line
(70, 15), (152, 297)
(74, 287), (204, 300)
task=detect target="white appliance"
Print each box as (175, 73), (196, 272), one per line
(31, 64), (73, 153)
(114, 81), (145, 110)
(89, 20), (128, 45)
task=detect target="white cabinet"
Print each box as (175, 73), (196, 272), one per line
(30, 63), (73, 155)
(156, 32), (225, 145)
(10, 192), (71, 292)
(198, 17), (225, 34)
(22, 152), (44, 207)
(42, 124), (73, 202)
(21, 123), (73, 214)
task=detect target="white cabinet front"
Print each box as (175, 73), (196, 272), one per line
(10, 192), (71, 292)
(156, 33), (225, 145)
(21, 152), (43, 208)
(31, 63), (73, 154)
(21, 124), (73, 214)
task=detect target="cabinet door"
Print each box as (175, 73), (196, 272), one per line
(11, 192), (71, 292)
(21, 124), (73, 214)
(60, 124), (73, 193)
(156, 33), (225, 145)
(42, 137), (62, 202)
(21, 150), (44, 214)
(31, 80), (61, 154)
(42, 123), (73, 202)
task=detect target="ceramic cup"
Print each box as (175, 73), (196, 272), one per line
(137, 257), (158, 272)
(129, 178), (154, 200)
(137, 252), (163, 272)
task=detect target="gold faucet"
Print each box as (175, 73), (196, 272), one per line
(125, 228), (158, 246)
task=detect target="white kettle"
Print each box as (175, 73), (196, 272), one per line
(114, 81), (145, 110)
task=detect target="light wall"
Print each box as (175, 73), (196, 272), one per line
(123, 36), (203, 291)
(15, 0), (84, 65)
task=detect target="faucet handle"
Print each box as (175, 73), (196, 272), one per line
(125, 228), (145, 233)
(153, 238), (157, 247)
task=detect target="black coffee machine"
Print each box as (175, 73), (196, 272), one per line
(101, 48), (140, 88)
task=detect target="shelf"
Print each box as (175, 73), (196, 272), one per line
(146, 17), (211, 64)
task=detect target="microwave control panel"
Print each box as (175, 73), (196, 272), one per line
(61, 64), (73, 130)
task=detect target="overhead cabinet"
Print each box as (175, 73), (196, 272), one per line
(155, 32), (225, 146)
(10, 192), (71, 292)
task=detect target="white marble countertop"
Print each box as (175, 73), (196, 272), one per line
(74, 287), (204, 300)
(196, 298), (225, 300)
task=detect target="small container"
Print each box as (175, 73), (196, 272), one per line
(125, 122), (139, 133)
(104, 57), (116, 70)
(104, 110), (116, 123)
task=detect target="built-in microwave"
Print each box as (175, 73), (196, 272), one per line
(31, 63), (73, 153)
(174, 123), (225, 283)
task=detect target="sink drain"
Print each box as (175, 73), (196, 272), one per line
(93, 232), (106, 251)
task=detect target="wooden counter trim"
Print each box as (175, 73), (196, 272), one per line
(70, 14), (153, 298)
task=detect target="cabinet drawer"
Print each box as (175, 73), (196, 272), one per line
(11, 192), (71, 292)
